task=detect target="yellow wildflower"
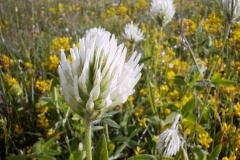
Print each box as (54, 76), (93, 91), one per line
(167, 70), (176, 79)
(24, 62), (32, 69)
(160, 85), (169, 94)
(203, 12), (224, 35)
(165, 109), (171, 116)
(14, 124), (24, 136)
(48, 55), (59, 72)
(198, 133), (213, 148)
(35, 80), (51, 93)
(137, 118), (146, 127)
(117, 4), (127, 14)
(133, 107), (144, 117)
(50, 37), (70, 52)
(170, 90), (180, 101)
(128, 95), (135, 103)
(134, 146), (145, 155)
(37, 114), (49, 129)
(140, 89), (147, 95)
(183, 18), (197, 35)
(184, 129), (191, 135)
(47, 129), (61, 140)
(222, 122), (231, 134)
(1, 55), (13, 70)
(233, 102), (240, 117)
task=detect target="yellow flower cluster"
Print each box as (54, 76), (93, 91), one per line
(36, 106), (49, 129)
(4, 74), (17, 87)
(47, 128), (61, 140)
(127, 95), (135, 103)
(107, 4), (128, 16)
(222, 122), (231, 134)
(50, 37), (70, 52)
(134, 146), (145, 155)
(24, 62), (32, 69)
(14, 124), (24, 136)
(183, 18), (197, 35)
(169, 90), (180, 101)
(139, 88), (147, 95)
(0, 55), (13, 70)
(234, 62), (240, 72)
(137, 118), (146, 127)
(133, 107), (144, 117)
(134, 0), (148, 10)
(160, 85), (169, 94)
(203, 12), (224, 35)
(222, 152), (236, 160)
(198, 133), (213, 148)
(228, 24), (240, 50)
(48, 55), (59, 72)
(234, 103), (240, 117)
(35, 80), (51, 93)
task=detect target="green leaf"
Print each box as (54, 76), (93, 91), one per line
(139, 56), (152, 64)
(128, 154), (157, 160)
(148, 80), (157, 114)
(43, 149), (60, 156)
(211, 73), (222, 83)
(101, 118), (120, 129)
(69, 140), (84, 160)
(30, 154), (56, 160)
(146, 116), (160, 126)
(182, 98), (196, 115)
(172, 76), (187, 86)
(42, 136), (56, 152)
(215, 79), (235, 86)
(183, 120), (206, 133)
(72, 114), (81, 121)
(194, 147), (207, 160)
(163, 112), (178, 126)
(127, 140), (138, 148)
(188, 72), (201, 87)
(208, 144), (222, 160)
(184, 113), (196, 122)
(93, 134), (108, 160)
(6, 155), (31, 160)
(211, 73), (235, 86)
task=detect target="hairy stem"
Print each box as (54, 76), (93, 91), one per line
(85, 119), (93, 160)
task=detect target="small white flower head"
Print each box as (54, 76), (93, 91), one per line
(58, 27), (143, 120)
(150, 0), (175, 27)
(157, 114), (182, 157)
(223, 0), (240, 23)
(122, 21), (144, 43)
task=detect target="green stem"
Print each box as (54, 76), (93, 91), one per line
(85, 119), (93, 160)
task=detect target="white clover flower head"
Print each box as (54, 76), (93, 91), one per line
(223, 0), (240, 23)
(123, 21), (144, 43)
(157, 114), (182, 157)
(150, 0), (175, 27)
(58, 27), (143, 120)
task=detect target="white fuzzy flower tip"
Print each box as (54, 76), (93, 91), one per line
(157, 128), (181, 157)
(58, 27), (143, 120)
(150, 0), (175, 27)
(123, 21), (144, 43)
(157, 114), (182, 157)
(223, 0), (240, 23)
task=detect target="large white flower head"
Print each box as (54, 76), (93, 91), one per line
(223, 0), (240, 23)
(150, 0), (175, 27)
(122, 21), (144, 43)
(58, 28), (143, 120)
(157, 114), (182, 157)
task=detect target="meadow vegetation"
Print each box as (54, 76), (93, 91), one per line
(0, 0), (240, 159)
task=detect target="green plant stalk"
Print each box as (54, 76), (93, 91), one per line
(103, 123), (110, 142)
(85, 119), (93, 160)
